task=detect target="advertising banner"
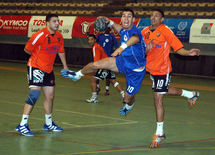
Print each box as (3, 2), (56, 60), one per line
(72, 17), (140, 39)
(190, 19), (215, 44)
(0, 15), (31, 35)
(137, 18), (193, 42)
(28, 16), (76, 39)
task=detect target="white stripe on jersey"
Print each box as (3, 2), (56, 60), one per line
(32, 32), (44, 45)
(93, 46), (95, 58)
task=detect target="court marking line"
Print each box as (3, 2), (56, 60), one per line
(5, 100), (137, 123)
(57, 138), (215, 155)
(0, 111), (137, 134)
(57, 146), (215, 155)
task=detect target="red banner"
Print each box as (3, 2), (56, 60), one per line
(72, 17), (140, 39)
(0, 15), (31, 35)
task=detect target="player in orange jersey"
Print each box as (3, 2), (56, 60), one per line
(86, 34), (124, 103)
(16, 14), (68, 136)
(141, 9), (200, 148)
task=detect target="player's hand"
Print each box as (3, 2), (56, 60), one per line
(146, 39), (154, 53)
(189, 49), (200, 56)
(111, 47), (124, 57)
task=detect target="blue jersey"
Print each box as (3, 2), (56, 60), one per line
(118, 24), (146, 70)
(97, 34), (118, 57)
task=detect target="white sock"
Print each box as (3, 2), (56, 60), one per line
(92, 92), (97, 99)
(45, 114), (52, 125)
(20, 114), (29, 126)
(125, 103), (134, 109)
(181, 89), (194, 98)
(106, 86), (109, 91)
(77, 70), (84, 77)
(120, 91), (125, 98)
(156, 122), (164, 135)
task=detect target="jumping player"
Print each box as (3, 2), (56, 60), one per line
(61, 8), (153, 114)
(141, 9), (200, 148)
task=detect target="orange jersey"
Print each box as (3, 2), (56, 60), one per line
(25, 27), (64, 73)
(141, 24), (183, 75)
(92, 42), (108, 62)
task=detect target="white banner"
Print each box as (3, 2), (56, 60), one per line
(28, 16), (76, 39)
(190, 19), (215, 44)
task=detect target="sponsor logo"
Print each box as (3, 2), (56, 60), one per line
(201, 23), (213, 34)
(124, 35), (128, 41)
(0, 19), (28, 28)
(32, 20), (63, 26)
(80, 21), (94, 35)
(178, 22), (187, 31)
(46, 46), (60, 53)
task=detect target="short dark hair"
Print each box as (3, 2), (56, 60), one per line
(154, 9), (164, 17)
(122, 8), (135, 17)
(88, 34), (96, 40)
(46, 14), (58, 22)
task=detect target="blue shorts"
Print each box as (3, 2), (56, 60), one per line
(116, 56), (146, 95)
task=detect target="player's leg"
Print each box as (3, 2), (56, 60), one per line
(149, 74), (168, 148)
(105, 78), (111, 95)
(167, 87), (200, 108)
(110, 79), (124, 98)
(120, 68), (146, 115)
(42, 72), (62, 132)
(16, 66), (43, 136)
(61, 57), (118, 81)
(86, 76), (98, 103)
(96, 79), (100, 94)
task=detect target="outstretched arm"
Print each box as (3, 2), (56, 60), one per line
(176, 48), (200, 56)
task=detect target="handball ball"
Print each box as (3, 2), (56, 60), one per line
(94, 18), (108, 32)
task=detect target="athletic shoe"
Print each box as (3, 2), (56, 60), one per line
(188, 91), (200, 108)
(15, 124), (34, 136)
(61, 69), (81, 81)
(120, 103), (134, 115)
(86, 97), (98, 103)
(104, 91), (110, 96)
(149, 133), (166, 148)
(43, 122), (63, 132)
(96, 87), (101, 94)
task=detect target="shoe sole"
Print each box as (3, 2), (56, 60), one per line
(15, 129), (34, 136)
(43, 129), (63, 132)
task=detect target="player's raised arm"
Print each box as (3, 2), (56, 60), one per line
(97, 16), (122, 33)
(176, 48), (200, 56)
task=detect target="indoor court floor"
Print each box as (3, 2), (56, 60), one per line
(0, 61), (214, 155)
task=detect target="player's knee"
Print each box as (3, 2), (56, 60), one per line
(25, 90), (41, 106)
(113, 82), (119, 87)
(46, 93), (55, 101)
(92, 62), (100, 69)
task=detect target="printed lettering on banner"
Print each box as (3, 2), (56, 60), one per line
(28, 16), (76, 39)
(0, 15), (31, 35)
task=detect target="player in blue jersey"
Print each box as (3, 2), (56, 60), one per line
(61, 8), (153, 115)
(96, 28), (124, 96)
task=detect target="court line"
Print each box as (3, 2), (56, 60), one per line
(58, 146), (215, 155)
(57, 138), (215, 155)
(5, 100), (137, 123)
